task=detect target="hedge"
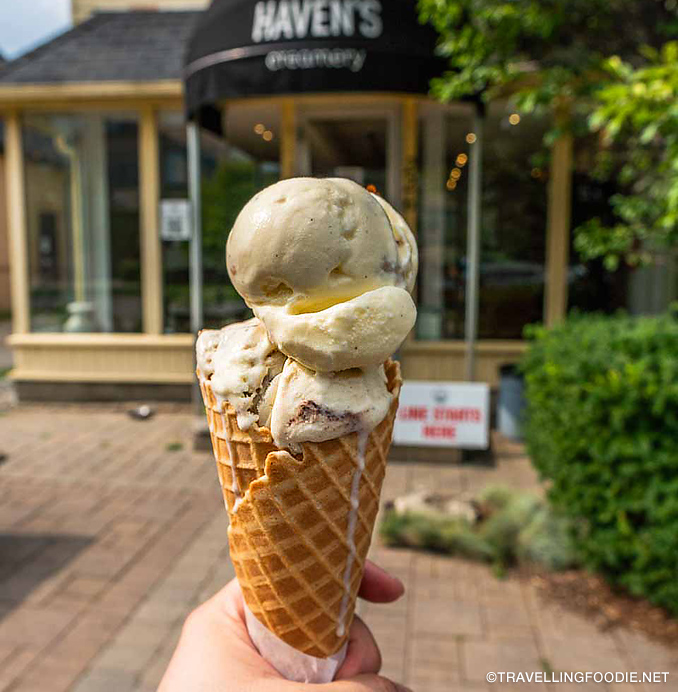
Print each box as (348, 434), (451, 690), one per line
(521, 312), (678, 613)
(379, 486), (579, 572)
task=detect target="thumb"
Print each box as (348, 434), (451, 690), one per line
(319, 674), (413, 692)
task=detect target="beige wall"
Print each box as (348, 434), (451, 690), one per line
(0, 156), (10, 314)
(400, 341), (527, 388)
(72, 0), (208, 23)
(8, 334), (523, 388)
(9, 333), (194, 384)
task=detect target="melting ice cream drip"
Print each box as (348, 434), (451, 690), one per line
(336, 429), (369, 637)
(220, 413), (243, 512)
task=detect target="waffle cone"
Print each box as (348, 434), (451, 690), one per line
(198, 359), (401, 658)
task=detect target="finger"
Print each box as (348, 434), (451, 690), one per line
(358, 561), (405, 603)
(317, 674), (413, 692)
(193, 578), (261, 654)
(335, 615), (381, 680)
(206, 577), (246, 622)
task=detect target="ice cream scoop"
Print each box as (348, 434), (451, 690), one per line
(227, 177), (401, 311)
(227, 178), (417, 371)
(196, 318), (285, 431)
(269, 360), (392, 452)
(198, 317), (393, 451)
(254, 285), (415, 372)
(371, 193), (418, 294)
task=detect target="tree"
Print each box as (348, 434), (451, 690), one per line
(576, 45), (678, 269)
(418, 0), (678, 268)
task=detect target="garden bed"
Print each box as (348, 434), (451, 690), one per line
(528, 569), (678, 647)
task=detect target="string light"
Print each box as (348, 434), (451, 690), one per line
(254, 123), (266, 134)
(263, 130), (274, 141)
(466, 133), (477, 144)
(509, 113), (521, 126)
(446, 179), (457, 191)
(456, 153), (468, 166)
(450, 168), (461, 180)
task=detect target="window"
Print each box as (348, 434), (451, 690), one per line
(298, 108), (393, 198)
(200, 103), (281, 330)
(416, 104), (472, 340)
(479, 103), (548, 339)
(416, 103), (548, 341)
(159, 112), (190, 334)
(158, 106), (281, 333)
(24, 113), (141, 332)
(568, 134), (678, 315)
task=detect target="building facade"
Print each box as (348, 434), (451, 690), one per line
(1, 0), (675, 399)
(72, 0), (209, 23)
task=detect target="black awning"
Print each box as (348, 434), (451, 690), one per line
(184, 0), (445, 123)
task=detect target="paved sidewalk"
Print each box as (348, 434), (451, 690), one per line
(0, 403), (676, 692)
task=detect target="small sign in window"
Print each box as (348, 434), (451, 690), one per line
(160, 199), (192, 241)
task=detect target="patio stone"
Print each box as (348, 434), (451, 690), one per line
(0, 404), (674, 690)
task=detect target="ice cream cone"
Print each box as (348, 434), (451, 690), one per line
(198, 359), (402, 658)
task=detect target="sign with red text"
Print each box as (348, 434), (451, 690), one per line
(393, 382), (490, 449)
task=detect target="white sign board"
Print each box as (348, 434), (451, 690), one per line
(160, 199), (192, 241)
(393, 381), (490, 449)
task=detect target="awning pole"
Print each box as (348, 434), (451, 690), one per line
(464, 107), (484, 382)
(187, 121), (204, 413)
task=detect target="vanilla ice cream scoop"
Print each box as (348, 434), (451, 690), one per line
(269, 360), (393, 452)
(227, 177), (401, 313)
(227, 178), (417, 372)
(371, 194), (418, 294)
(198, 317), (393, 451)
(196, 318), (285, 431)
(254, 286), (415, 372)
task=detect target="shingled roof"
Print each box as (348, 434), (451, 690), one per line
(0, 11), (200, 85)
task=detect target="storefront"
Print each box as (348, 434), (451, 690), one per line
(2, 1), (672, 400)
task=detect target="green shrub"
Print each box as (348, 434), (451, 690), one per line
(380, 486), (578, 571)
(478, 485), (515, 511)
(516, 507), (579, 571)
(521, 312), (678, 612)
(480, 492), (542, 566)
(380, 511), (495, 562)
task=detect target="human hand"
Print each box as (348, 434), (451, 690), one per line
(158, 560), (412, 692)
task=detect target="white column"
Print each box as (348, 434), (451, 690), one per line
(5, 111), (30, 334)
(187, 121), (203, 336)
(188, 120), (204, 417)
(386, 108), (402, 208)
(465, 109), (484, 382)
(82, 115), (112, 331)
(544, 131), (573, 326)
(419, 107), (446, 339)
(139, 107), (163, 334)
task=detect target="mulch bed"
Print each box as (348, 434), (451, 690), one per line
(527, 570), (678, 647)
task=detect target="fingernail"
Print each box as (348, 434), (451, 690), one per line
(392, 574), (406, 594)
(371, 562), (404, 589)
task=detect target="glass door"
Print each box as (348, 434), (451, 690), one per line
(297, 104), (401, 207)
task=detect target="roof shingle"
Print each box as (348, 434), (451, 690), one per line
(0, 11), (200, 85)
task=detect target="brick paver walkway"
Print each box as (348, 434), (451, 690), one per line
(0, 403), (676, 692)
